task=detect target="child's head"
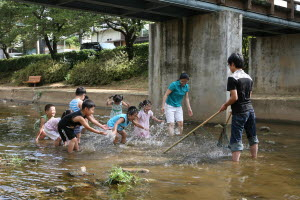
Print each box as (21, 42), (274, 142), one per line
(139, 100), (152, 112)
(45, 104), (56, 117)
(112, 95), (123, 103)
(228, 53), (244, 72)
(179, 73), (189, 86)
(61, 109), (72, 119)
(76, 87), (87, 100)
(127, 106), (139, 121)
(82, 99), (96, 116)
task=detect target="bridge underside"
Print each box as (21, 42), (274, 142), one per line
(16, 0), (300, 36)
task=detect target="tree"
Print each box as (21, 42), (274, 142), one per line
(20, 4), (99, 59)
(100, 17), (147, 61)
(0, 1), (23, 59)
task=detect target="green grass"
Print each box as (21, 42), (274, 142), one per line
(105, 166), (140, 185)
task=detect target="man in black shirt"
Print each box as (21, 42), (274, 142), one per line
(219, 53), (259, 162)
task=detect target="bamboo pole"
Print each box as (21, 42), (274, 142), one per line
(163, 111), (221, 154)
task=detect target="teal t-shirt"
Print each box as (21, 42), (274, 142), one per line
(107, 114), (131, 131)
(166, 80), (189, 107)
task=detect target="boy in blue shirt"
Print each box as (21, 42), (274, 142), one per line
(219, 53), (259, 162)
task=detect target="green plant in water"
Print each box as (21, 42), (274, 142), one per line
(105, 166), (140, 185)
(2, 154), (25, 166)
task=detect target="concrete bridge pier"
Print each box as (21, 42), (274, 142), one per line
(149, 11), (242, 123)
(249, 34), (300, 123)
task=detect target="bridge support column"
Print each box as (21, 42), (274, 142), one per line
(249, 34), (300, 122)
(149, 11), (242, 123)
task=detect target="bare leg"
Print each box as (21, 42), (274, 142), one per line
(77, 133), (81, 144)
(38, 130), (47, 140)
(250, 144), (258, 159)
(232, 151), (241, 162)
(113, 133), (119, 145)
(68, 138), (79, 153)
(177, 121), (183, 135)
(119, 130), (127, 144)
(168, 123), (175, 136)
(54, 137), (62, 146)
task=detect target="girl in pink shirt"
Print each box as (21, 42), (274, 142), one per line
(133, 100), (164, 138)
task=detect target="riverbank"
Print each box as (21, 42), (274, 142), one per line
(0, 82), (299, 123)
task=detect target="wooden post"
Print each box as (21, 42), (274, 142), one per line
(287, 0), (295, 20)
(244, 0), (252, 11)
(217, 0), (226, 5)
(268, 0), (275, 16)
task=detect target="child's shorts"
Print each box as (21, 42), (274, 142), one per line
(58, 126), (76, 142)
(165, 103), (183, 123)
(44, 127), (60, 141)
(74, 126), (83, 135)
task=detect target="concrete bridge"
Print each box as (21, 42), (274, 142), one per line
(16, 0), (300, 123)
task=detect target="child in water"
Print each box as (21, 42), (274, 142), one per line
(58, 100), (107, 153)
(133, 100), (164, 138)
(35, 104), (56, 142)
(106, 95), (130, 118)
(107, 106), (147, 144)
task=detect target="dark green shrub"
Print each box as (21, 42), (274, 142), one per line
(0, 54), (51, 72)
(12, 60), (70, 85)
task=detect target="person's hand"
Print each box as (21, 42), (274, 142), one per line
(188, 109), (193, 116)
(143, 127), (149, 131)
(35, 138), (39, 143)
(98, 130), (107, 135)
(161, 107), (165, 114)
(159, 120), (164, 123)
(101, 124), (109, 130)
(219, 104), (228, 112)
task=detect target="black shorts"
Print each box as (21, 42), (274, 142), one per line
(58, 126), (76, 142)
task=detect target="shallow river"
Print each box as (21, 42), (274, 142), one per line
(0, 102), (299, 200)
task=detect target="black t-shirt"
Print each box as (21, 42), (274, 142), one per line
(227, 69), (253, 114)
(58, 110), (86, 129)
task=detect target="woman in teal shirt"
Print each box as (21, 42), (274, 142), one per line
(161, 73), (193, 136)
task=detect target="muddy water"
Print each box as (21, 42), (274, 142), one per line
(0, 102), (299, 200)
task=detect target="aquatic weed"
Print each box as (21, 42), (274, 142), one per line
(1, 154), (25, 166)
(105, 166), (140, 185)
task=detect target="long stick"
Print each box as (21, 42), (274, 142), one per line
(163, 111), (221, 154)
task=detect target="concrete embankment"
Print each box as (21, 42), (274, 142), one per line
(0, 86), (299, 124)
(0, 86), (148, 108)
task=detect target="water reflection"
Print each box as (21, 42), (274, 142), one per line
(0, 102), (299, 199)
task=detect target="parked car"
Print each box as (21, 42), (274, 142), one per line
(80, 42), (116, 51)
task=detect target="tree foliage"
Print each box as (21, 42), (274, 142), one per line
(0, 1), (23, 59)
(98, 16), (147, 60)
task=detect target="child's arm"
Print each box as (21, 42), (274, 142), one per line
(185, 92), (193, 116)
(151, 116), (164, 123)
(111, 118), (125, 135)
(35, 117), (46, 142)
(78, 100), (83, 110)
(106, 98), (113, 106)
(74, 116), (107, 135)
(122, 101), (130, 108)
(86, 115), (109, 130)
(132, 120), (148, 131)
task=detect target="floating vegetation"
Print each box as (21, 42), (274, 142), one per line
(105, 166), (140, 185)
(1, 154), (26, 166)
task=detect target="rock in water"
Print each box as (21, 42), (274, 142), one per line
(50, 186), (67, 193)
(122, 168), (150, 173)
(68, 171), (94, 177)
(259, 126), (270, 132)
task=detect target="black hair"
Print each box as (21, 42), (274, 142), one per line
(61, 109), (72, 119)
(228, 53), (244, 69)
(75, 87), (86, 96)
(127, 106), (139, 115)
(112, 94), (123, 103)
(139, 100), (152, 109)
(179, 73), (189, 80)
(45, 104), (55, 112)
(82, 99), (96, 110)
(83, 95), (89, 101)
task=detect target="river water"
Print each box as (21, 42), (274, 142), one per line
(0, 102), (299, 200)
